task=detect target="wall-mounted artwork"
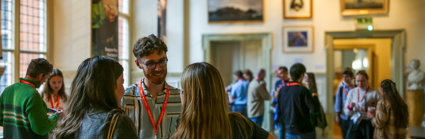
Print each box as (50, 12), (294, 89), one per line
(208, 0), (263, 23)
(283, 0), (313, 19)
(341, 0), (389, 16)
(282, 26), (314, 53)
(91, 0), (119, 59)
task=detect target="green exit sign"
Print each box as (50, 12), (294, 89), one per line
(356, 17), (373, 24)
(355, 17), (374, 31)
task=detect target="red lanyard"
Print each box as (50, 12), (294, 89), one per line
(138, 80), (169, 135)
(281, 80), (286, 87)
(286, 82), (301, 86)
(342, 84), (354, 96)
(357, 87), (369, 103)
(50, 96), (61, 109)
(20, 80), (35, 89)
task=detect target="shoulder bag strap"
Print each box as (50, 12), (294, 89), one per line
(107, 114), (120, 139)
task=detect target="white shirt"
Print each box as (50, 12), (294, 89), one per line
(343, 86), (380, 116)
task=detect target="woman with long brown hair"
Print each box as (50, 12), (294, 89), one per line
(172, 62), (275, 139)
(52, 56), (137, 139)
(304, 73), (327, 129)
(369, 79), (408, 139)
(41, 68), (67, 111)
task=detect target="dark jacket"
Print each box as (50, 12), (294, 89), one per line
(277, 82), (319, 134)
(75, 110), (138, 139)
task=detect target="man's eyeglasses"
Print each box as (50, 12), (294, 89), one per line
(141, 58), (168, 70)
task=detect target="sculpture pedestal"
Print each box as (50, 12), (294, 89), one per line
(407, 90), (425, 126)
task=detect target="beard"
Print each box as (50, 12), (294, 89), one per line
(144, 68), (167, 84)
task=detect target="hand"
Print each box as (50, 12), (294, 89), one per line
(349, 102), (356, 109)
(231, 95), (236, 100)
(56, 110), (65, 117)
(226, 85), (232, 92)
(335, 115), (340, 124)
(359, 106), (365, 112)
(274, 87), (282, 99)
(47, 112), (55, 117)
(367, 111), (375, 118)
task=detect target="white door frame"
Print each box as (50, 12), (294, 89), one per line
(202, 33), (273, 130)
(325, 30), (406, 138)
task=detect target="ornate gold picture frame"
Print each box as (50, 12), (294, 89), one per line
(341, 0), (389, 16)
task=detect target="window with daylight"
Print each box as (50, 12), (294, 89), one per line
(0, 0), (47, 92)
(0, 0), (130, 91)
(118, 0), (130, 86)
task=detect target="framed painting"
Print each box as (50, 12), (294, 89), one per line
(91, 0), (119, 59)
(208, 0), (264, 23)
(341, 0), (389, 16)
(283, 0), (313, 19)
(282, 26), (314, 53)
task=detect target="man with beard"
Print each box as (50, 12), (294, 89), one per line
(122, 34), (181, 139)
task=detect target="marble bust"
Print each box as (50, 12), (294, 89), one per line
(407, 59), (425, 90)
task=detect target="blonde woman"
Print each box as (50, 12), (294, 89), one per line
(172, 62), (276, 139)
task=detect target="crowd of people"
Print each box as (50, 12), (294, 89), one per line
(0, 34), (409, 139)
(334, 69), (409, 139)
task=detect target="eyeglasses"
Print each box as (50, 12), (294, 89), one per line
(141, 57), (168, 70)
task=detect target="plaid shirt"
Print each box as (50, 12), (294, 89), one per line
(121, 79), (181, 139)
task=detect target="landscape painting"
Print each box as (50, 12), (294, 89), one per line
(208, 0), (263, 23)
(341, 0), (389, 16)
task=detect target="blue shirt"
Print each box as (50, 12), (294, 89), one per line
(271, 80), (288, 104)
(230, 80), (250, 105)
(334, 82), (353, 120)
(272, 80), (288, 125)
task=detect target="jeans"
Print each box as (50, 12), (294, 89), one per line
(231, 104), (247, 118)
(286, 131), (316, 139)
(279, 124), (286, 139)
(249, 115), (264, 126)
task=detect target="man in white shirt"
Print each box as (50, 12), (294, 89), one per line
(344, 70), (380, 139)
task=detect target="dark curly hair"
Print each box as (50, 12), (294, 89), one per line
(133, 34), (168, 59)
(342, 68), (354, 78)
